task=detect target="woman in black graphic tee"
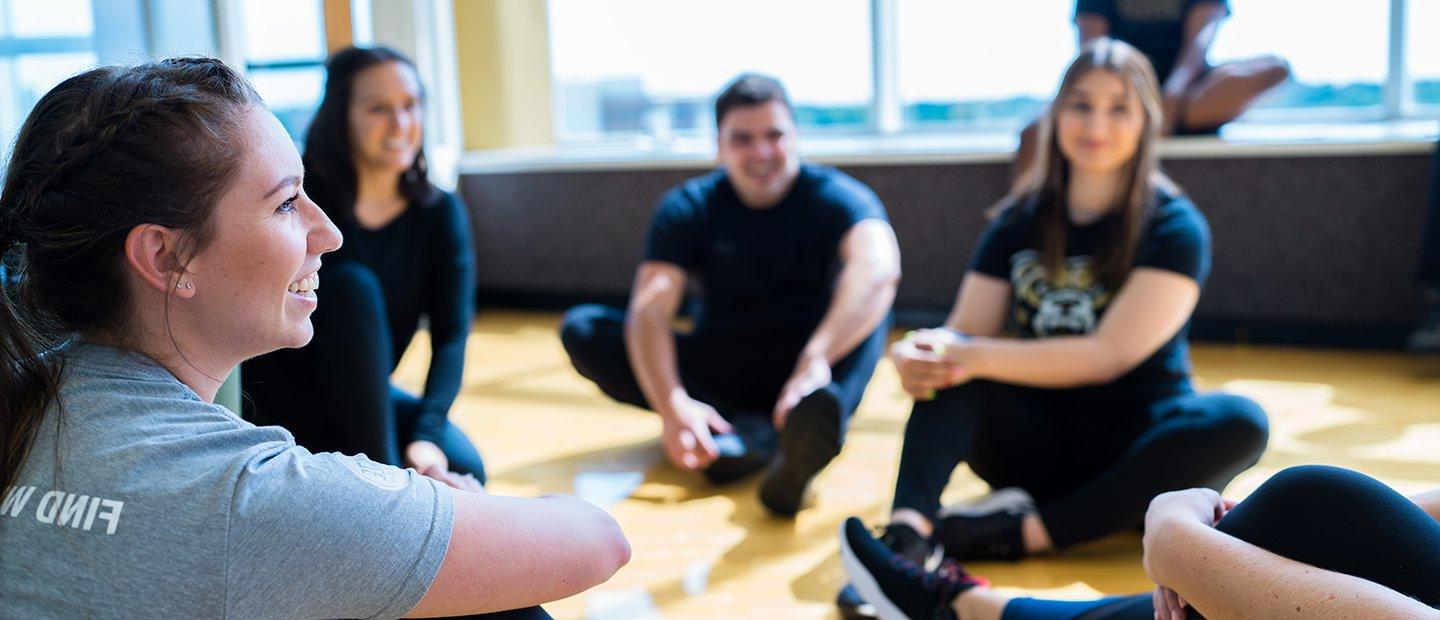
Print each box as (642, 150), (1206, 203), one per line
(872, 38), (1269, 570)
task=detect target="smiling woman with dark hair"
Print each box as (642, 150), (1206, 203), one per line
(243, 45), (485, 489)
(0, 57), (627, 618)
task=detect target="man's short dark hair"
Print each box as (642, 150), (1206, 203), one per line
(714, 73), (795, 129)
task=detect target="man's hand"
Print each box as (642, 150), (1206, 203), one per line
(773, 353), (832, 429)
(890, 329), (969, 399)
(660, 394), (733, 471)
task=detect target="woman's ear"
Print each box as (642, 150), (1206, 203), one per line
(124, 224), (196, 299)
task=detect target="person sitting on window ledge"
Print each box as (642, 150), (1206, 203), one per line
(1016, 0), (1291, 180)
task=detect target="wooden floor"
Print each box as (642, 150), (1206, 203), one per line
(394, 311), (1440, 620)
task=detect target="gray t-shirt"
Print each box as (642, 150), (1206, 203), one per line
(0, 342), (454, 619)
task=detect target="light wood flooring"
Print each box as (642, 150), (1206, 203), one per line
(393, 311), (1440, 619)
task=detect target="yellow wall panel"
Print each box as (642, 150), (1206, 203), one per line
(454, 0), (555, 149)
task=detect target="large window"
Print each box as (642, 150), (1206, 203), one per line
(1409, 0), (1439, 110)
(548, 0), (872, 144)
(0, 0), (98, 154)
(547, 0), (1437, 144)
(1211, 0), (1388, 119)
(896, 0), (1074, 132)
(0, 0), (329, 162)
(240, 0), (327, 141)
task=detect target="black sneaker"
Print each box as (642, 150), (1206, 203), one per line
(935, 487), (1034, 561)
(837, 523), (939, 619)
(840, 517), (988, 620)
(759, 387), (843, 516)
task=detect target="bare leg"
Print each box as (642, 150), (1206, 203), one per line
(1178, 55), (1291, 132)
(894, 508), (1055, 556)
(954, 587), (1011, 620)
(1021, 513), (1055, 554)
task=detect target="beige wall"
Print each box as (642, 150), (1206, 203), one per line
(453, 0), (555, 149)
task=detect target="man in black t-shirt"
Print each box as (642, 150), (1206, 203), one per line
(560, 74), (901, 516)
(1015, 0), (1291, 178)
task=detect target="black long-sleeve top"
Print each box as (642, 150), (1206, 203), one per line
(330, 190), (476, 445)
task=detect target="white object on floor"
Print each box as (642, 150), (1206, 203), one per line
(585, 587), (661, 620)
(574, 471), (645, 509)
(682, 561), (711, 596)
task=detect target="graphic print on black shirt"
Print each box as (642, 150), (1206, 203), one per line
(1009, 250), (1114, 337)
(969, 189), (1211, 399)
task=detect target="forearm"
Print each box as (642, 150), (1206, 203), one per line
(418, 203), (476, 442)
(963, 335), (1120, 388)
(1146, 517), (1433, 619)
(415, 334), (467, 442)
(803, 259), (899, 366)
(415, 492), (631, 616)
(623, 308), (685, 419)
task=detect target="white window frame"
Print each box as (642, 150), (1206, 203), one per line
(546, 0), (1436, 146)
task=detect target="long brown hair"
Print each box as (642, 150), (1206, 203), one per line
(997, 38), (1179, 289)
(303, 45), (437, 226)
(0, 58), (260, 498)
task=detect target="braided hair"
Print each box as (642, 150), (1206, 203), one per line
(0, 57), (260, 499)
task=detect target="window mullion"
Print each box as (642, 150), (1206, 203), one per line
(1384, 0), (1410, 119)
(870, 0), (900, 135)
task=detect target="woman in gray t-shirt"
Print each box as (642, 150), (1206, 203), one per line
(0, 58), (629, 619)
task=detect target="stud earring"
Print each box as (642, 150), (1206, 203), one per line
(176, 282), (194, 290)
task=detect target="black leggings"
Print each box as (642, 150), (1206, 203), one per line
(559, 304), (887, 473)
(1000, 465), (1440, 619)
(893, 381), (1269, 547)
(242, 262), (485, 480)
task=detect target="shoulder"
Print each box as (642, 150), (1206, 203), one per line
(804, 164), (879, 202)
(988, 194), (1040, 236)
(59, 345), (221, 414)
(800, 163), (888, 221)
(1146, 189), (1209, 241)
(656, 169), (726, 217)
(54, 350), (296, 475)
(416, 188), (466, 221)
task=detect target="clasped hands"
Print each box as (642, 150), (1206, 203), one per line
(1143, 487), (1238, 620)
(890, 327), (972, 400)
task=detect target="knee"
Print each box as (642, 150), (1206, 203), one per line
(1210, 394), (1270, 460)
(1244, 464), (1372, 513)
(321, 261), (386, 320)
(560, 303), (615, 357)
(1260, 55), (1292, 87)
